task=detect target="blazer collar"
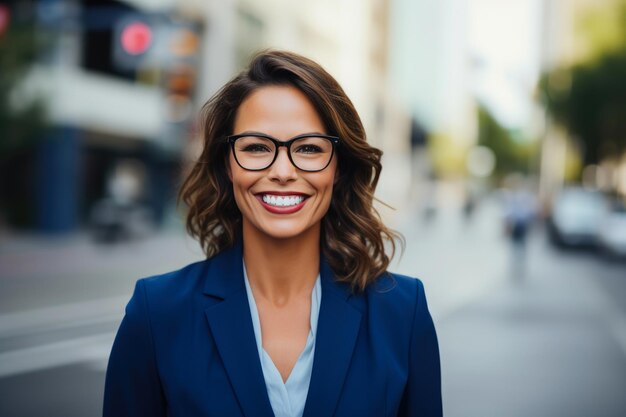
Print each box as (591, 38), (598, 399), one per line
(203, 241), (362, 417)
(203, 241), (274, 417)
(303, 255), (362, 417)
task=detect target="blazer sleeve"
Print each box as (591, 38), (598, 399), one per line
(398, 279), (443, 417)
(103, 279), (167, 417)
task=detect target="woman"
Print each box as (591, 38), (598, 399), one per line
(103, 50), (441, 417)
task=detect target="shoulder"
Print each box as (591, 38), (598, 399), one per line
(345, 272), (435, 360)
(353, 272), (429, 323)
(140, 259), (208, 292)
(366, 271), (426, 303)
(119, 257), (223, 334)
(129, 258), (212, 313)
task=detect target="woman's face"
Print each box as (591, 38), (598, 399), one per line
(228, 85), (338, 241)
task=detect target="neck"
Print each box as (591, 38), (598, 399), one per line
(242, 221), (320, 305)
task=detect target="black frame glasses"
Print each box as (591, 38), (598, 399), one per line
(227, 133), (340, 172)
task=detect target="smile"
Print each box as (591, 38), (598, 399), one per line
(256, 193), (309, 214)
(262, 194), (305, 207)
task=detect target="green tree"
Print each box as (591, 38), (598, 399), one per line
(476, 104), (535, 180)
(539, 1), (626, 166)
(540, 52), (626, 165)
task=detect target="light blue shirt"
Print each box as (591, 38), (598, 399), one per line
(243, 263), (321, 417)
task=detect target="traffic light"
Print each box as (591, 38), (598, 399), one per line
(111, 14), (200, 73)
(112, 13), (155, 71)
(119, 20), (152, 56)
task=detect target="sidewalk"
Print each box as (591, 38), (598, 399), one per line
(0, 227), (204, 314)
(0, 226), (205, 377)
(439, 236), (626, 417)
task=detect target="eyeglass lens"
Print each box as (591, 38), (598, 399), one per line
(233, 136), (333, 171)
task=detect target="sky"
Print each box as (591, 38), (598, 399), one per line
(468, 0), (543, 130)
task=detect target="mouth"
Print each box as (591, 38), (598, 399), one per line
(255, 192), (310, 214)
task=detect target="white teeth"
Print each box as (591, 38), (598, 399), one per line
(261, 194), (304, 207)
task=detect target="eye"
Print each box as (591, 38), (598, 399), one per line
(294, 144), (323, 154)
(241, 143), (272, 153)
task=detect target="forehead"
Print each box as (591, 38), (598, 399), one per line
(233, 85), (326, 138)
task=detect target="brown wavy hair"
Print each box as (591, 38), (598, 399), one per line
(177, 50), (403, 292)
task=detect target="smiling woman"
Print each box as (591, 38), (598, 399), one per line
(179, 51), (400, 290)
(228, 85), (338, 243)
(103, 50), (442, 417)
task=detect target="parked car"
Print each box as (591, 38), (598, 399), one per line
(597, 200), (626, 258)
(547, 187), (609, 248)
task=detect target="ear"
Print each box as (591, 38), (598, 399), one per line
(333, 165), (340, 185)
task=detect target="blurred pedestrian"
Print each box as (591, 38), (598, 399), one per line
(103, 50), (442, 417)
(503, 175), (537, 283)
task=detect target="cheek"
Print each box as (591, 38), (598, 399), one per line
(313, 171), (337, 208)
(228, 165), (254, 207)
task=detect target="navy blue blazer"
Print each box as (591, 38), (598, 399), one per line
(103, 242), (442, 416)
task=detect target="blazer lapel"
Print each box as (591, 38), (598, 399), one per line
(302, 258), (362, 417)
(203, 242), (274, 417)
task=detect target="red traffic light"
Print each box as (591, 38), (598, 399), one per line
(120, 21), (152, 55)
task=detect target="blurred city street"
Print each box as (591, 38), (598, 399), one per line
(1, 193), (625, 417)
(2, 0), (626, 415)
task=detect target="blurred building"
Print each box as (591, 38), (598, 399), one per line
(388, 0), (474, 146)
(385, 0), (481, 212)
(2, 0), (409, 234)
(2, 0), (210, 233)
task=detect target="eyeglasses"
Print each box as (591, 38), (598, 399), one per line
(227, 133), (339, 172)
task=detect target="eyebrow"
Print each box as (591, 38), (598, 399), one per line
(236, 130), (327, 137)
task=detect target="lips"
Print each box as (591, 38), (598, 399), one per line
(255, 192), (310, 214)
(261, 194), (305, 207)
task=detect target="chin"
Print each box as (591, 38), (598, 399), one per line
(260, 223), (309, 240)
(246, 217), (316, 241)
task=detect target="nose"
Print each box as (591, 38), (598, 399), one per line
(268, 147), (297, 182)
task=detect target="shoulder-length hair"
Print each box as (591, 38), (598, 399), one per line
(178, 50), (402, 292)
